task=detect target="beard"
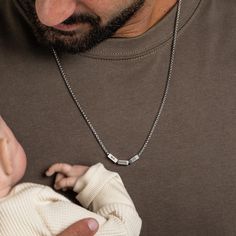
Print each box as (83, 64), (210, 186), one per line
(19, 0), (145, 54)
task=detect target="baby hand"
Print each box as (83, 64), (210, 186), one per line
(46, 163), (89, 191)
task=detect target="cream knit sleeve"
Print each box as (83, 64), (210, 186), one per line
(73, 163), (142, 236)
(37, 163), (141, 236)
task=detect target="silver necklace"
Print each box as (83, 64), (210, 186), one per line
(52, 0), (182, 166)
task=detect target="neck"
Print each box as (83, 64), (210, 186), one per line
(115, 0), (177, 38)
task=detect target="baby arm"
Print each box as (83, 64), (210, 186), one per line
(46, 163), (89, 191)
(46, 163), (142, 236)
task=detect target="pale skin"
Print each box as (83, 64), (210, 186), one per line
(5, 0), (178, 235)
(0, 116), (97, 235)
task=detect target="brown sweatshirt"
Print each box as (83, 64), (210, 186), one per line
(0, 0), (236, 235)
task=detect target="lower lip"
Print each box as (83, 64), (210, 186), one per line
(53, 23), (80, 31)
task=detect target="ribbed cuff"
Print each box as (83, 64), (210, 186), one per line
(73, 163), (118, 208)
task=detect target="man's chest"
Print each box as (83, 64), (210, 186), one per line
(0, 46), (236, 236)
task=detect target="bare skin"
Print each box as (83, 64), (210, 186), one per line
(57, 219), (98, 236)
(0, 116), (98, 235)
(35, 0), (177, 37)
(6, 1), (178, 235)
(116, 0), (178, 37)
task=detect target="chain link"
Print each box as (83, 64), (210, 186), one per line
(52, 0), (182, 165)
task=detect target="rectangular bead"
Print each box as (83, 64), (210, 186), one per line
(117, 160), (130, 166)
(108, 153), (118, 163)
(129, 155), (140, 164)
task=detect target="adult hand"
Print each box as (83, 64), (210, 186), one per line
(57, 218), (98, 236)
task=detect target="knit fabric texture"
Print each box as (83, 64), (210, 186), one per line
(0, 163), (142, 236)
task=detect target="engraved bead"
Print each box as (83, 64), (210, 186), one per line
(107, 153), (118, 163)
(117, 160), (130, 166)
(129, 155), (140, 164)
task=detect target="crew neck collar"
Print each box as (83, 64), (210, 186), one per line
(13, 0), (201, 59)
(83, 0), (201, 59)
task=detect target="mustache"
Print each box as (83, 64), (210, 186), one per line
(62, 13), (101, 26)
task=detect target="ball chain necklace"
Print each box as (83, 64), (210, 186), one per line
(52, 0), (182, 166)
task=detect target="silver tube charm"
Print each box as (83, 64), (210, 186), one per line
(107, 153), (118, 164)
(129, 155), (140, 164)
(117, 160), (130, 166)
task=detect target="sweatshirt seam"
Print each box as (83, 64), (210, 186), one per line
(12, 0), (202, 61)
(80, 0), (202, 61)
(80, 38), (171, 62)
